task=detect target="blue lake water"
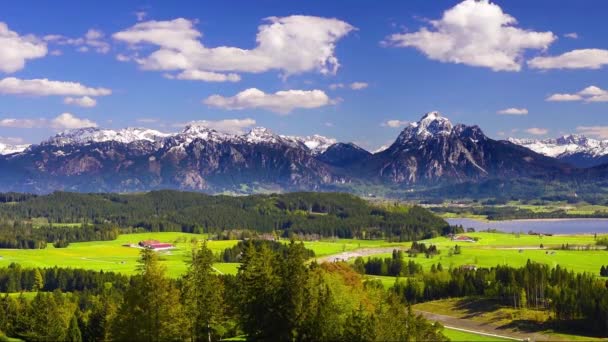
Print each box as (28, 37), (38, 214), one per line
(446, 218), (608, 234)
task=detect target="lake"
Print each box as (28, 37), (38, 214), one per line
(446, 218), (608, 234)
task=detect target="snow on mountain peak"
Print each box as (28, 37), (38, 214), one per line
(282, 134), (337, 155)
(416, 111), (453, 137)
(43, 127), (169, 146)
(245, 127), (281, 144)
(510, 134), (608, 158)
(0, 142), (30, 155)
(396, 111), (454, 144)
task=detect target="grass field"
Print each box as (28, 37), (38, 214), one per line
(358, 233), (607, 276)
(0, 232), (241, 278)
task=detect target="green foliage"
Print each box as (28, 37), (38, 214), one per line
(0, 191), (448, 241)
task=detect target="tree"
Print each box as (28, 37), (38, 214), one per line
(236, 241), (281, 340)
(183, 241), (225, 341)
(67, 314), (82, 342)
(32, 269), (44, 292)
(112, 249), (187, 342)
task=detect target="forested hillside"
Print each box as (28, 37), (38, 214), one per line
(0, 191), (448, 241)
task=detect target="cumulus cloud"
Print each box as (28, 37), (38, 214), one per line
(525, 127), (548, 135)
(329, 82), (368, 90)
(51, 113), (97, 129)
(0, 113), (97, 130)
(497, 108), (528, 115)
(529, 49), (608, 70)
(175, 118), (257, 134)
(63, 96), (97, 108)
(113, 16), (354, 81)
(564, 32), (578, 39)
(0, 22), (47, 73)
(576, 126), (608, 139)
(164, 69), (240, 82)
(546, 85), (608, 102)
(44, 29), (110, 54)
(203, 88), (335, 114)
(382, 119), (410, 128)
(0, 77), (111, 97)
(384, 0), (555, 71)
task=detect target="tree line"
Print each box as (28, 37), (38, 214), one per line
(392, 260), (608, 335)
(0, 241), (448, 341)
(0, 191), (449, 242)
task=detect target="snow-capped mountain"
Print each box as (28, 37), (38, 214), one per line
(0, 112), (583, 194)
(43, 127), (170, 146)
(508, 135), (608, 168)
(363, 111), (569, 184)
(0, 142), (30, 155)
(282, 134), (337, 155)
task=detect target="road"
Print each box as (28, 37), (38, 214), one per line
(415, 310), (556, 342)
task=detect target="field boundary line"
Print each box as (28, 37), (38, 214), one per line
(212, 266), (224, 275)
(444, 325), (522, 341)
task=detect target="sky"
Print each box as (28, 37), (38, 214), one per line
(1, 0), (608, 151)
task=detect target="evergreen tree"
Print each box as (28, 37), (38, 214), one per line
(183, 241), (225, 341)
(67, 314), (82, 342)
(32, 269), (44, 292)
(112, 249), (186, 342)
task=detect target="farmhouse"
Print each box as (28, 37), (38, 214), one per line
(451, 235), (476, 243)
(139, 240), (175, 251)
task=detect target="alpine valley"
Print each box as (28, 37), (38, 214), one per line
(1, 112), (606, 199)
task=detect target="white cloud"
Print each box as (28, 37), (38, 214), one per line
(0, 22), (47, 73)
(546, 85), (608, 103)
(564, 32), (578, 39)
(525, 127), (548, 135)
(546, 93), (583, 102)
(382, 119), (410, 128)
(350, 82), (368, 90)
(324, 122), (334, 127)
(44, 29), (110, 54)
(528, 49), (608, 70)
(329, 82), (368, 90)
(0, 113), (97, 130)
(384, 0), (555, 72)
(51, 113), (97, 129)
(0, 77), (111, 97)
(164, 69), (240, 82)
(113, 16), (354, 81)
(576, 126), (608, 139)
(203, 88), (335, 114)
(175, 118), (256, 134)
(63, 96), (97, 108)
(497, 108), (528, 115)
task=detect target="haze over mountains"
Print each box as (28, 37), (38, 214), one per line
(0, 112), (605, 196)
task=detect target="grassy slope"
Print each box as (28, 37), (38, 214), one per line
(414, 298), (607, 342)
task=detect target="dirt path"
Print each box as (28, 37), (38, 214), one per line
(317, 246), (407, 263)
(415, 309), (555, 342)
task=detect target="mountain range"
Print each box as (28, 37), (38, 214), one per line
(509, 135), (608, 168)
(0, 112), (605, 197)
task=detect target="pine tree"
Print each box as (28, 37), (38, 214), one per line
(112, 249), (186, 342)
(67, 314), (82, 342)
(184, 241), (225, 341)
(32, 269), (44, 292)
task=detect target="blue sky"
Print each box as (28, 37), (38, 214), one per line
(1, 0), (607, 150)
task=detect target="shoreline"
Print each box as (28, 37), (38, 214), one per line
(447, 217), (608, 223)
